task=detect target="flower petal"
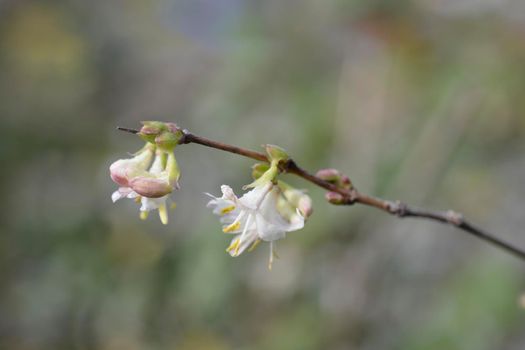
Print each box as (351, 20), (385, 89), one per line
(220, 185), (239, 203)
(258, 187), (305, 234)
(130, 176), (173, 198)
(112, 187), (135, 203)
(140, 196), (167, 212)
(239, 183), (272, 210)
(111, 190), (124, 203)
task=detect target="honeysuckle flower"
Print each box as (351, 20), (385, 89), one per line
(129, 150), (180, 197)
(252, 162), (313, 218)
(110, 123), (182, 225)
(207, 183), (305, 269)
(111, 149), (180, 225)
(207, 155), (311, 269)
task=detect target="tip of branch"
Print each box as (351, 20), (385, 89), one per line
(117, 126), (139, 134)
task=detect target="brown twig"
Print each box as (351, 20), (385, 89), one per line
(117, 126), (525, 261)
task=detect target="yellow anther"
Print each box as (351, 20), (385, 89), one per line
(220, 205), (236, 215)
(134, 196), (142, 203)
(226, 239), (240, 253)
(223, 221), (241, 233)
(140, 211), (149, 221)
(170, 202), (177, 210)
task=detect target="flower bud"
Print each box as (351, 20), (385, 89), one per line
(340, 175), (352, 190)
(278, 180), (313, 218)
(316, 168), (341, 183)
(109, 144), (155, 187)
(138, 121), (167, 143)
(155, 130), (183, 151)
(316, 168), (353, 190)
(325, 191), (345, 205)
(287, 190), (313, 218)
(265, 144), (289, 162)
(130, 176), (173, 198)
(165, 122), (182, 134)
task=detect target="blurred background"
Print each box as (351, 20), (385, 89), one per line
(1, 0), (525, 349)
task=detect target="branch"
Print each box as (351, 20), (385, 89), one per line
(117, 126), (525, 261)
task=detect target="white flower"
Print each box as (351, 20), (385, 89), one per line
(207, 182), (305, 269)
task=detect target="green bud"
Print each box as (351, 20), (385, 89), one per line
(138, 121), (168, 143)
(155, 130), (183, 151)
(251, 163), (271, 180)
(265, 144), (289, 162)
(165, 122), (181, 134)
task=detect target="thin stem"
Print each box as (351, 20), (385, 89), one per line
(117, 126), (139, 134)
(117, 126), (525, 261)
(180, 132), (268, 162)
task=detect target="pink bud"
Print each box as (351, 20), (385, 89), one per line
(325, 191), (345, 205)
(165, 123), (181, 134)
(130, 176), (173, 198)
(316, 168), (341, 182)
(340, 175), (352, 189)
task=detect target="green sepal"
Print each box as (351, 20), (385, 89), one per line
(251, 163), (271, 180)
(265, 144), (289, 163)
(244, 160), (280, 189)
(155, 130), (183, 151)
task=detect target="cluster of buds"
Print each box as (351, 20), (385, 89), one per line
(110, 122), (182, 224)
(316, 168), (352, 205)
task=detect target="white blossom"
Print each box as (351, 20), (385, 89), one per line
(207, 182), (306, 269)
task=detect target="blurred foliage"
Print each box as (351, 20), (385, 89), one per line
(1, 0), (525, 349)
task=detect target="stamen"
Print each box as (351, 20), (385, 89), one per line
(223, 221), (241, 233)
(226, 238), (240, 253)
(220, 205), (236, 215)
(234, 242), (241, 255)
(140, 211), (149, 221)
